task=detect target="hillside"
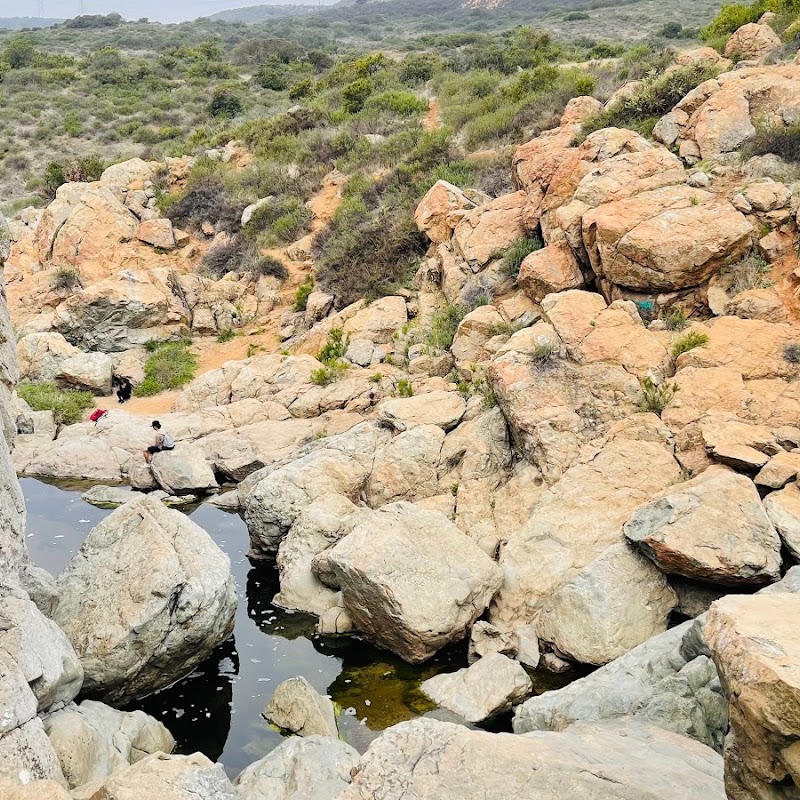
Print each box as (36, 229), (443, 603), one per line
(207, 4), (325, 22)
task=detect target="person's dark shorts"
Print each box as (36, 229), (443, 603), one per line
(147, 445), (163, 455)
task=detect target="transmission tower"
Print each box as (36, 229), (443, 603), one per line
(37, 0), (44, 16)
(78, 0), (85, 13)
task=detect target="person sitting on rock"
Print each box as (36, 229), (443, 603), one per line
(143, 420), (175, 464)
(115, 377), (133, 404)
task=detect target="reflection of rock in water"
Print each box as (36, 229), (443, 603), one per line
(128, 636), (237, 763)
(246, 561), (320, 640)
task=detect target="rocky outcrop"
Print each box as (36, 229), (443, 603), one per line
(53, 495), (236, 704)
(83, 752), (237, 800)
(514, 620), (727, 751)
(321, 502), (502, 662)
(421, 652), (532, 723)
(517, 241), (584, 301)
(624, 467), (782, 586)
(706, 594), (800, 800)
(234, 735), (359, 800)
(724, 22), (782, 61)
(453, 190), (527, 269)
(764, 482), (800, 560)
(340, 718), (725, 799)
(263, 676), (338, 738)
(43, 700), (174, 792)
(415, 180), (485, 244)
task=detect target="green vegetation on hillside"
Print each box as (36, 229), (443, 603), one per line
(17, 381), (94, 426)
(136, 341), (198, 396)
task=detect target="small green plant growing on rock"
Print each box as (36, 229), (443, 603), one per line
(17, 381), (93, 426)
(671, 331), (709, 360)
(501, 236), (543, 281)
(396, 379), (414, 397)
(52, 267), (82, 291)
(135, 341), (197, 397)
(639, 376), (679, 416)
(427, 304), (468, 354)
(784, 343), (800, 364)
(293, 275), (314, 312)
(311, 328), (350, 386)
(662, 308), (689, 331)
(247, 343), (263, 358)
(532, 341), (556, 366)
(216, 329), (235, 343)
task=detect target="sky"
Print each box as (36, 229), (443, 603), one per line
(1, 0), (312, 23)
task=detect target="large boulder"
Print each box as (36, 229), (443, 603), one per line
(16, 333), (81, 382)
(0, 595), (83, 712)
(725, 22), (782, 60)
(518, 241), (585, 302)
(415, 180), (484, 244)
(340, 718), (725, 800)
(262, 676), (338, 738)
(490, 419), (682, 633)
(234, 735), (359, 800)
(83, 752), (237, 800)
(43, 700), (174, 791)
(705, 594), (800, 800)
(320, 502), (502, 663)
(624, 467), (782, 586)
(536, 543), (678, 665)
(56, 351), (114, 395)
(453, 191), (527, 269)
(378, 391), (466, 432)
(342, 296), (408, 344)
(764, 482), (800, 560)
(514, 620), (727, 751)
(0, 653), (66, 787)
(421, 652), (532, 723)
(150, 444), (218, 495)
(53, 495), (236, 704)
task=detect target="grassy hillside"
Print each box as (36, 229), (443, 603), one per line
(207, 5), (325, 22)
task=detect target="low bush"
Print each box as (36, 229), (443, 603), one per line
(52, 267), (82, 291)
(784, 342), (800, 363)
(532, 341), (556, 366)
(427, 303), (469, 353)
(501, 235), (543, 281)
(135, 342), (197, 396)
(743, 121), (800, 164)
(216, 329), (236, 343)
(202, 236), (289, 280)
(725, 250), (772, 294)
(671, 331), (709, 359)
(396, 379), (414, 397)
(17, 381), (94, 426)
(208, 89), (242, 118)
(294, 275), (315, 312)
(639, 376), (679, 415)
(662, 308), (689, 331)
(317, 328), (349, 363)
(166, 175), (245, 235)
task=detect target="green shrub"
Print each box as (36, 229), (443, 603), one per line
(580, 63), (722, 140)
(662, 308), (689, 331)
(216, 330), (236, 343)
(289, 78), (314, 100)
(671, 331), (709, 359)
(317, 328), (349, 364)
(208, 89), (242, 119)
(396, 379), (414, 397)
(52, 267), (82, 291)
(725, 250), (772, 294)
(532, 341), (556, 366)
(202, 235), (288, 279)
(342, 78), (374, 113)
(135, 342), (197, 396)
(365, 90), (428, 116)
(784, 342), (800, 363)
(501, 236), (543, 280)
(743, 121), (800, 163)
(17, 381), (94, 426)
(310, 361), (348, 386)
(427, 304), (469, 353)
(294, 275), (314, 312)
(639, 376), (679, 415)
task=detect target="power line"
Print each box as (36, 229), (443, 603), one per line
(37, 0), (44, 16)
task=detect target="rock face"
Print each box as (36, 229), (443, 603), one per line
(321, 502), (502, 663)
(764, 482), (800, 560)
(234, 735), (360, 800)
(624, 467), (782, 586)
(706, 594), (800, 800)
(150, 444), (219, 495)
(415, 180), (483, 244)
(340, 718), (725, 800)
(53, 495), (236, 704)
(263, 676), (338, 738)
(514, 620), (727, 751)
(421, 652), (532, 723)
(517, 241), (584, 301)
(453, 190), (527, 268)
(84, 752), (237, 800)
(724, 22), (782, 60)
(536, 543), (677, 665)
(0, 596), (83, 712)
(43, 700), (174, 791)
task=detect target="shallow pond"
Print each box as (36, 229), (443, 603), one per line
(21, 477), (578, 777)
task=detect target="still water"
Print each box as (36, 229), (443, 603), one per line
(20, 478), (472, 776)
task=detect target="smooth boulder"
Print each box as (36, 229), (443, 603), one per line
(340, 717), (725, 800)
(624, 467), (782, 586)
(150, 444), (218, 495)
(234, 735), (359, 800)
(53, 495), (236, 704)
(321, 502), (502, 663)
(421, 652), (532, 723)
(263, 677), (338, 738)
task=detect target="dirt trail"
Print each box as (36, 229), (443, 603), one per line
(423, 97), (442, 132)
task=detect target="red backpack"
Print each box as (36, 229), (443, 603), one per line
(89, 409), (108, 425)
